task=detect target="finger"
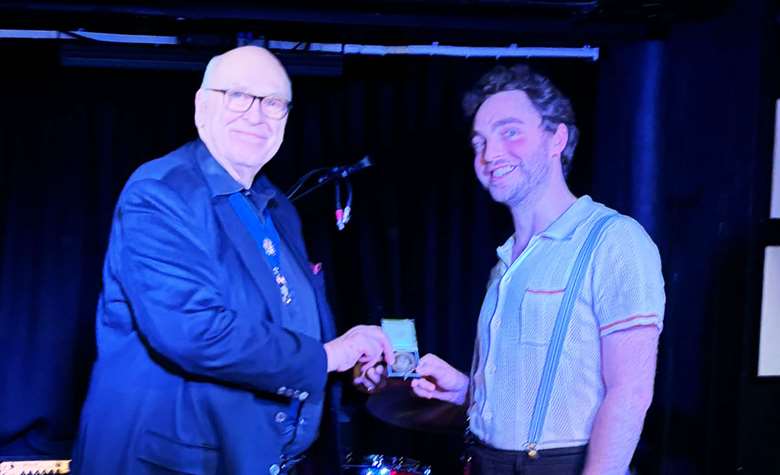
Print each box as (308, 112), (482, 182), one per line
(376, 332), (395, 365)
(353, 374), (375, 390)
(411, 384), (433, 399)
(366, 367), (383, 385)
(358, 353), (380, 365)
(418, 353), (443, 368)
(355, 335), (382, 362)
(411, 377), (436, 393)
(359, 360), (377, 374)
(354, 326), (396, 365)
(415, 354), (449, 377)
(414, 360), (437, 377)
(415, 353), (434, 371)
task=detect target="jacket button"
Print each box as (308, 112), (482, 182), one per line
(285, 388), (294, 397)
(298, 391), (309, 401)
(292, 390), (301, 398)
(277, 386), (287, 395)
(269, 464), (280, 475)
(275, 411), (287, 423)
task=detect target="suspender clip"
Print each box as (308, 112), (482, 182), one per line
(526, 443), (539, 459)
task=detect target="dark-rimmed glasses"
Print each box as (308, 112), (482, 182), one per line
(205, 88), (292, 119)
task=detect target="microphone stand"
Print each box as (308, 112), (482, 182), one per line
(286, 156), (371, 230)
(286, 167), (341, 203)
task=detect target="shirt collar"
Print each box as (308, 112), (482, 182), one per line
(539, 195), (595, 240)
(194, 139), (277, 208)
(246, 180), (277, 213)
(496, 236), (515, 267)
(495, 195), (596, 265)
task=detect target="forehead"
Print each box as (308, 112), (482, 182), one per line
(473, 90), (542, 132)
(210, 51), (292, 100)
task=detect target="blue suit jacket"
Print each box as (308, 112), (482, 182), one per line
(72, 140), (341, 475)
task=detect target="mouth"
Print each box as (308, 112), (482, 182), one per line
(490, 165), (517, 181)
(230, 130), (270, 143)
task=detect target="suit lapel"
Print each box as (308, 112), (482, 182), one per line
(213, 195), (283, 324)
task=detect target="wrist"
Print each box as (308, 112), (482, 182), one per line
(323, 342), (336, 373)
(454, 373), (470, 405)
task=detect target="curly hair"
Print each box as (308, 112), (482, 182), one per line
(463, 64), (579, 176)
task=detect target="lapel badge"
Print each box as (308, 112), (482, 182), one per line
(262, 238), (276, 256)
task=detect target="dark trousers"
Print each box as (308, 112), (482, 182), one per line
(466, 441), (587, 475)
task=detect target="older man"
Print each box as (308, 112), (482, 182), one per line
(72, 46), (392, 475)
(358, 64), (665, 475)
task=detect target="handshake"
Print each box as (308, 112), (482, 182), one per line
(323, 324), (469, 406)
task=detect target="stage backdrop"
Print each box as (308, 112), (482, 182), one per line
(2, 2), (779, 470)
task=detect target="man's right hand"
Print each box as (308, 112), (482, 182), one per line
(324, 325), (394, 373)
(410, 353), (469, 406)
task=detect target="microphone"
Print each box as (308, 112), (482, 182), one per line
(317, 156), (373, 183)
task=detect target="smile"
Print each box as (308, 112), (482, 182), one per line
(230, 130), (269, 142)
(491, 165), (516, 178)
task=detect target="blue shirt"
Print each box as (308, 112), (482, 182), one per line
(243, 184), (323, 457)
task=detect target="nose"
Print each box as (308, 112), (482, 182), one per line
(483, 138), (503, 162)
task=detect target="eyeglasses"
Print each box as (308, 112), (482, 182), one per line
(205, 88), (292, 119)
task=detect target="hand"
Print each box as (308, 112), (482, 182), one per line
(410, 353), (469, 406)
(323, 325), (394, 373)
(352, 361), (387, 393)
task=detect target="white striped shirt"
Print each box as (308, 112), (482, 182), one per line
(468, 196), (665, 450)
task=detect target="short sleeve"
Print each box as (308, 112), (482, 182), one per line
(591, 215), (666, 337)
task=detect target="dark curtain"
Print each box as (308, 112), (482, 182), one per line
(592, 1), (780, 474)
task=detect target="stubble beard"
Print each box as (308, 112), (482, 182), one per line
(490, 145), (551, 209)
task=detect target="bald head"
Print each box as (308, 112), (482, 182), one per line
(195, 46), (292, 188)
(201, 46), (292, 100)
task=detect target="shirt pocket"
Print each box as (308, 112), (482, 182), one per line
(519, 287), (566, 347)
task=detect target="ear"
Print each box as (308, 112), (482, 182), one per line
(194, 89), (207, 128)
(550, 123), (569, 157)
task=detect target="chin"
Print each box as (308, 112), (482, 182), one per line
(489, 189), (511, 204)
(231, 148), (273, 168)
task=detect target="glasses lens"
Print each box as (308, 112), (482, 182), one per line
(261, 96), (290, 119)
(224, 90), (253, 112)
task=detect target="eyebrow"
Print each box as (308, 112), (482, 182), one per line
(471, 117), (526, 139)
(491, 117), (525, 131)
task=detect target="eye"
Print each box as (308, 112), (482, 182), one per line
(471, 137), (486, 153)
(501, 127), (522, 140)
(227, 90), (251, 101)
(264, 97), (284, 108)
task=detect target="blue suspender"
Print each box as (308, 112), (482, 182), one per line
(525, 213), (618, 457)
(228, 192), (293, 305)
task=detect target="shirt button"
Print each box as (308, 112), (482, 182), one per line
(298, 391), (309, 401)
(274, 412), (286, 423)
(487, 364), (496, 374)
(484, 411), (493, 421)
(269, 464), (280, 475)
